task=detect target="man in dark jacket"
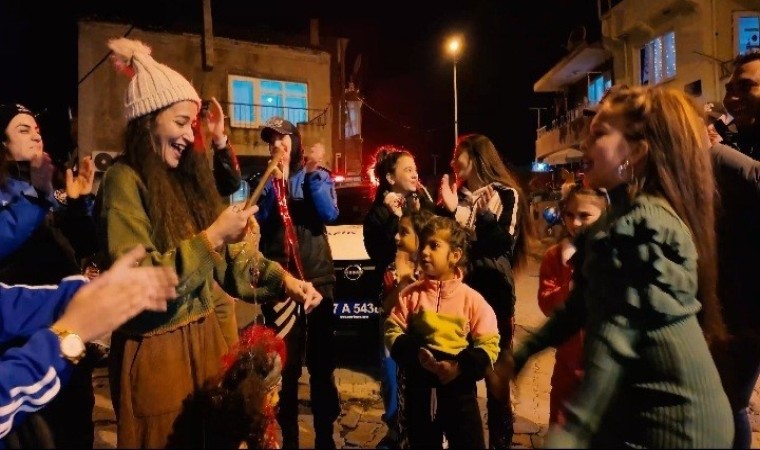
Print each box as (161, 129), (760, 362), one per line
(250, 117), (340, 449)
(709, 142), (760, 449)
(723, 50), (760, 160)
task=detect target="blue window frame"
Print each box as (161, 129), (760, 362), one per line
(640, 31), (676, 86)
(588, 73), (612, 105)
(737, 14), (760, 55)
(228, 76), (308, 128)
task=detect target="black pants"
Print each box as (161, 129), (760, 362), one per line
(714, 336), (760, 449)
(277, 285), (340, 449)
(467, 270), (515, 449)
(403, 374), (485, 449)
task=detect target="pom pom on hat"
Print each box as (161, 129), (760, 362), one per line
(107, 37), (201, 120)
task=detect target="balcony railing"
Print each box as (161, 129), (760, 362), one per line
(537, 103), (590, 136)
(220, 101), (329, 128)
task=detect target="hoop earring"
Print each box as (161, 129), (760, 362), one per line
(617, 159), (635, 183)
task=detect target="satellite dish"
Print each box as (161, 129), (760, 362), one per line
(566, 26), (587, 52)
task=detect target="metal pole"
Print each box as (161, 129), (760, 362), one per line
(453, 61), (459, 146)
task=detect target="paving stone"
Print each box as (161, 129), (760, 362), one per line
(94, 422), (116, 449)
(513, 433), (534, 448)
(361, 409), (385, 424)
(530, 433), (545, 448)
(340, 408), (361, 429)
(344, 422), (380, 447)
(514, 415), (541, 434)
(751, 412), (760, 433)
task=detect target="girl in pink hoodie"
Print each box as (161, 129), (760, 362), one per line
(385, 216), (499, 448)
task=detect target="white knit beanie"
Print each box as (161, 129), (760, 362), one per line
(108, 38), (201, 121)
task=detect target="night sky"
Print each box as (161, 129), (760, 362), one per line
(0, 0), (599, 175)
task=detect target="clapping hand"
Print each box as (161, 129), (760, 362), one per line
(475, 185), (495, 214)
(66, 156), (95, 199)
(30, 152), (55, 195)
(383, 192), (404, 217)
(305, 143), (326, 173)
(439, 174), (458, 213)
(394, 250), (415, 284)
(419, 347), (461, 385)
(53, 246), (179, 342)
(203, 97), (226, 145)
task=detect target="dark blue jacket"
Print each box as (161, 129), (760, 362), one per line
(0, 178), (55, 260)
(0, 276), (87, 446)
(253, 167), (338, 285)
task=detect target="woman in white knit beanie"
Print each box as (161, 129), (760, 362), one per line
(97, 37), (322, 448)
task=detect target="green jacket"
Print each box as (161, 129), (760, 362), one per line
(98, 163), (286, 337)
(513, 185), (732, 448)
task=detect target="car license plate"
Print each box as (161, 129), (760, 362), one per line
(333, 301), (381, 319)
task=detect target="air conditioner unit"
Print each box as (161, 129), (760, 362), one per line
(91, 151), (122, 172)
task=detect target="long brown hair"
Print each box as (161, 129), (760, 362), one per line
(453, 133), (535, 272)
(120, 112), (223, 252)
(602, 85), (726, 341)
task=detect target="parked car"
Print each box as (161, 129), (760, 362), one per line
(326, 182), (383, 365)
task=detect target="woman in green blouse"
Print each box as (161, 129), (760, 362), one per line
(509, 85), (732, 448)
(98, 38), (322, 448)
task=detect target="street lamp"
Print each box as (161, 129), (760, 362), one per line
(446, 35), (463, 147)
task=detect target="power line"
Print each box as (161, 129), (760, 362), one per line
(360, 96), (443, 134)
(78, 25), (136, 86)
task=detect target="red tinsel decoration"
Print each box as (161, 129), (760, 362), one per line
(221, 325), (287, 374)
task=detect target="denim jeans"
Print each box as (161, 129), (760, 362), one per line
(381, 345), (399, 427)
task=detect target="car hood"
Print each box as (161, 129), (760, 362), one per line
(326, 224), (370, 261)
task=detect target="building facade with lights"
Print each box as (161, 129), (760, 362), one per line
(534, 0), (760, 163)
(77, 19), (362, 178)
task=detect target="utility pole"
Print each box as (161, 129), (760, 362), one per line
(201, 0), (214, 71)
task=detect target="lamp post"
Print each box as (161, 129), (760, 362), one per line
(446, 36), (463, 147)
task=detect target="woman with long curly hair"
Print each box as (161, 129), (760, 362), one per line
(98, 38), (321, 448)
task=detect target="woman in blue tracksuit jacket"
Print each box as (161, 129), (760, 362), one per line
(0, 276), (87, 447)
(250, 118), (340, 449)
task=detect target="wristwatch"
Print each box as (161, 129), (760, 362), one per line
(50, 326), (86, 365)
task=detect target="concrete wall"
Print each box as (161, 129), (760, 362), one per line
(601, 0), (760, 104)
(78, 20), (333, 166)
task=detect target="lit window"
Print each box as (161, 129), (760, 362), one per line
(737, 14), (760, 55)
(640, 31), (676, 85)
(587, 73), (612, 105)
(227, 76), (308, 128)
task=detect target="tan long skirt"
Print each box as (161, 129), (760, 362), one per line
(108, 313), (231, 448)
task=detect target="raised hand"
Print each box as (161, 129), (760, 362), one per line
(205, 204), (259, 249)
(439, 174), (458, 213)
(283, 273), (323, 313)
(305, 142), (326, 173)
(475, 185), (495, 214)
(30, 152), (55, 195)
(383, 192), (404, 217)
(66, 156), (95, 199)
(204, 97), (226, 145)
(394, 250), (416, 284)
(52, 246), (179, 342)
